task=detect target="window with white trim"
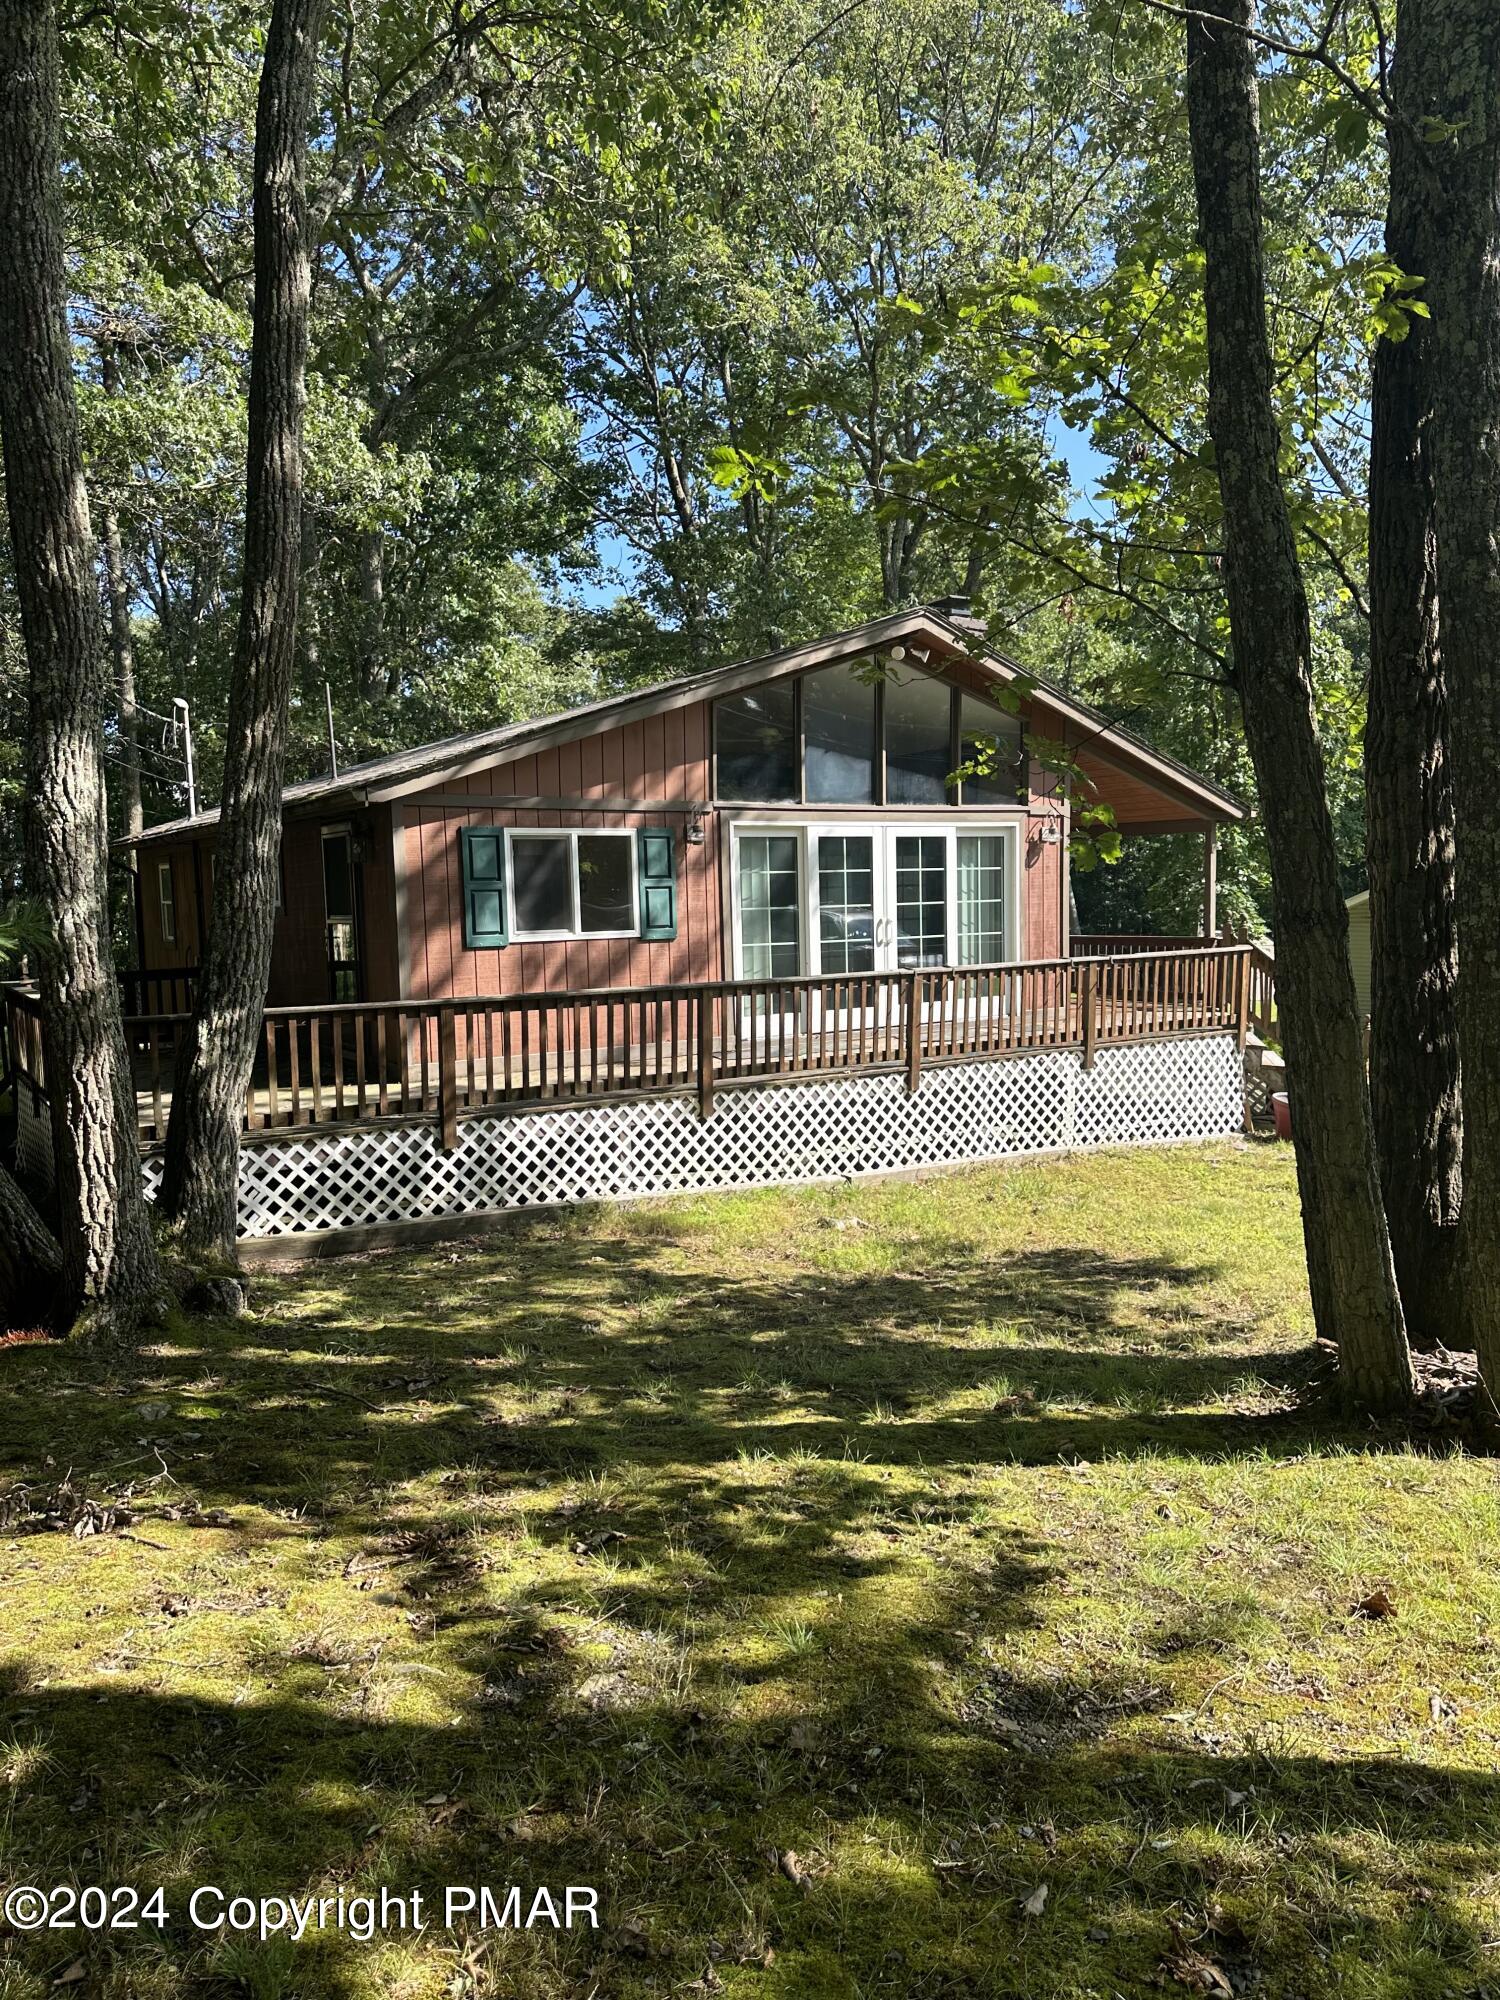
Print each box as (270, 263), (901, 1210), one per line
(730, 820), (1020, 980)
(508, 830), (638, 940)
(157, 859), (177, 945)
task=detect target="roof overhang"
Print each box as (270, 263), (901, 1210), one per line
(122, 607), (1247, 849)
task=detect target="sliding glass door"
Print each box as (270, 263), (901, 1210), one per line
(732, 823), (1017, 984)
(816, 834), (877, 975)
(891, 834), (948, 969)
(736, 834), (801, 979)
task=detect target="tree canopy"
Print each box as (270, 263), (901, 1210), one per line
(0, 0), (1406, 935)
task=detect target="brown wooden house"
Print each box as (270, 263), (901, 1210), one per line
(125, 602), (1245, 1011)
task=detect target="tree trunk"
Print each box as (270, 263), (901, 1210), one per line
(1183, 0), (1412, 1409)
(0, 0), (163, 1332)
(0, 1160), (63, 1329)
(101, 500), (144, 842)
(100, 351), (142, 843)
(1366, 7), (1461, 1348)
(1419, 0), (1500, 1389)
(159, 0), (327, 1264)
(356, 526), (386, 705)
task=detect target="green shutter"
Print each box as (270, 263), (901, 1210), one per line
(460, 827), (508, 949)
(637, 826), (678, 941)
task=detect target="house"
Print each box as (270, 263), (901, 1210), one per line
(9, 602), (1258, 1244)
(124, 601), (1245, 1009)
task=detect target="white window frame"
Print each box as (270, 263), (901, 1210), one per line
(506, 828), (640, 942)
(728, 819), (1023, 981)
(157, 859), (177, 945)
(729, 826), (806, 982)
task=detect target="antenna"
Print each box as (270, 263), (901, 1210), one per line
(106, 695), (197, 819)
(173, 696), (197, 818)
(324, 682), (339, 779)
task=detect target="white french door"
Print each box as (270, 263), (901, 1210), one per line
(731, 823), (1019, 982)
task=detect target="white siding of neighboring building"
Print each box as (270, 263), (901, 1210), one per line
(1347, 891), (1372, 1021)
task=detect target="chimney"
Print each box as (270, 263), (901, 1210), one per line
(930, 593), (984, 631)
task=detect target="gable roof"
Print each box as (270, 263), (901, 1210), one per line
(126, 605), (1248, 847)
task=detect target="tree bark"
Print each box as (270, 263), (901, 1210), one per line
(0, 0), (163, 1330)
(159, 0), (327, 1263)
(101, 501), (143, 842)
(1366, 7), (1461, 1347)
(1418, 0), (1500, 1389)
(100, 352), (142, 842)
(1183, 0), (1412, 1409)
(0, 1160), (63, 1329)
(356, 526), (386, 706)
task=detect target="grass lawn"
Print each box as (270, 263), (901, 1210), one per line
(2, 1140), (1499, 2000)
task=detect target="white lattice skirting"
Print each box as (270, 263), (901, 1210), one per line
(133, 1035), (1244, 1240)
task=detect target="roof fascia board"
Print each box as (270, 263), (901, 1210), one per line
(366, 609), (940, 805)
(1061, 724), (1245, 823)
(121, 604), (1246, 840)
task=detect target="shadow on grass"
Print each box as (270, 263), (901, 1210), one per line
(0, 1657), (1494, 1998)
(1, 1224), (1488, 1996)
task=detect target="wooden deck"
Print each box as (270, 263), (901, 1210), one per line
(5, 944), (1255, 1153)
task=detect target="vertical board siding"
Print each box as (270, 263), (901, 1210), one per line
(267, 819), (331, 1006)
(138, 842), (202, 972)
(1023, 813), (1064, 960)
(400, 699), (718, 1002)
(134, 692), (1112, 1008)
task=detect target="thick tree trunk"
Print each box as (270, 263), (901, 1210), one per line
(0, 0), (163, 1331)
(0, 1160), (63, 1329)
(1183, 0), (1412, 1409)
(159, 0), (327, 1263)
(1366, 9), (1461, 1347)
(1418, 0), (1500, 1388)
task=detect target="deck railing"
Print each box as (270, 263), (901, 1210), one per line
(7, 945), (1253, 1151)
(1246, 939), (1277, 1042)
(119, 965), (199, 1017)
(1070, 933), (1208, 955)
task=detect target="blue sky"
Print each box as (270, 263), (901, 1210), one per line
(568, 414), (1112, 614)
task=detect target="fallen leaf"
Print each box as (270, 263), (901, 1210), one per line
(1355, 1587), (1397, 1620)
(53, 1965), (87, 1988)
(777, 1849), (811, 1890)
(1020, 1882), (1049, 1917)
(1161, 1946), (1234, 1996)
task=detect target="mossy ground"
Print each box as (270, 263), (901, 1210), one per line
(2, 1140), (1498, 1999)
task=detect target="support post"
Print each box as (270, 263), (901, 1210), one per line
(1202, 824), (1219, 939)
(905, 970), (924, 1095)
(697, 985), (714, 1121)
(1236, 947), (1251, 1051)
(437, 1003), (458, 1151)
(1081, 961), (1098, 1070)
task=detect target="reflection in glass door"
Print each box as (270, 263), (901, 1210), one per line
(816, 834), (876, 975)
(893, 835), (948, 968)
(737, 834), (801, 979)
(957, 833), (1008, 964)
(321, 827), (362, 1002)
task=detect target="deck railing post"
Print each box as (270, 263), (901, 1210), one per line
(905, 970), (924, 1095)
(1081, 961), (1098, 1069)
(437, 1003), (459, 1151)
(1236, 946), (1252, 1050)
(696, 985), (715, 1120)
